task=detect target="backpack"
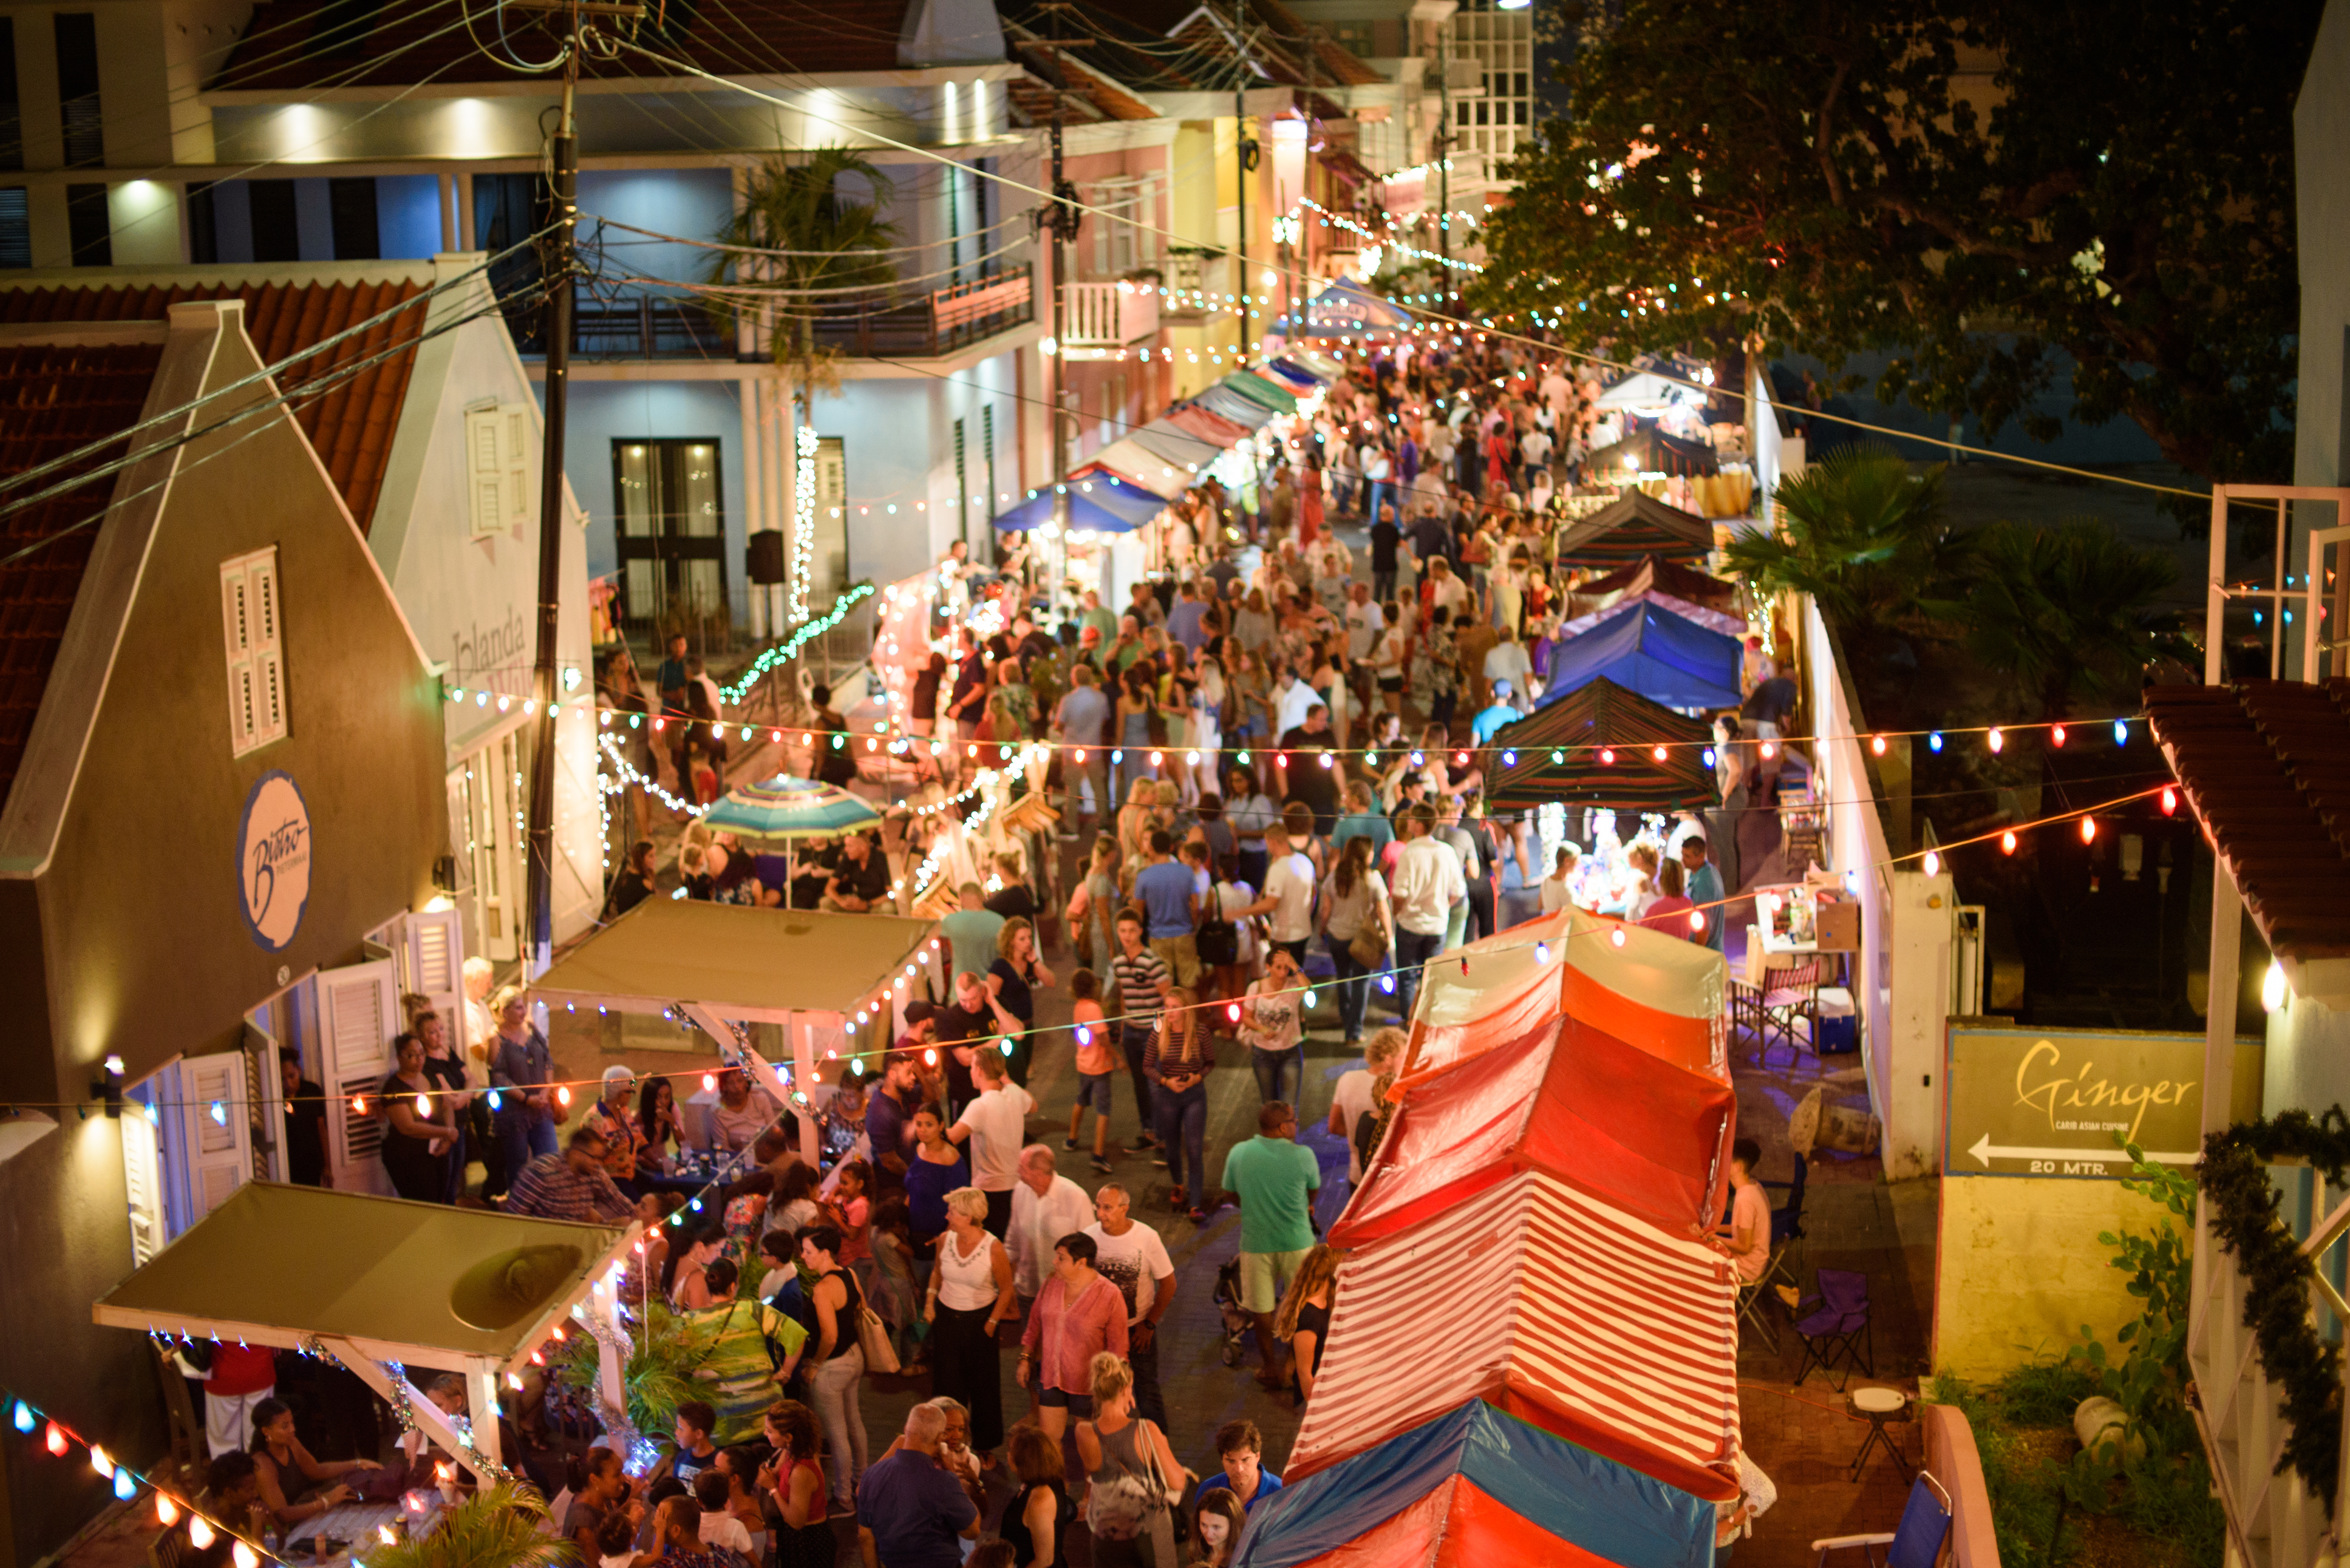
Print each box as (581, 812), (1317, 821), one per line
(1194, 881), (1240, 968)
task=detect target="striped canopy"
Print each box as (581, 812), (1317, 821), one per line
(1571, 554), (1741, 612)
(1218, 370), (1299, 411)
(700, 775), (880, 840)
(1585, 423), (1721, 480)
(1484, 676), (1716, 813)
(1553, 491), (1715, 567)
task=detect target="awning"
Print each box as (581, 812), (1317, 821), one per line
(1483, 676), (1717, 814)
(92, 1183), (637, 1477)
(1295, 1169), (1740, 1499)
(533, 898), (938, 1025)
(1236, 1401), (1718, 1568)
(991, 488), (1151, 534)
(1585, 424), (1721, 481)
(1218, 370), (1299, 411)
(1554, 590), (1746, 642)
(1159, 404), (1256, 446)
(1553, 491), (1716, 567)
(1081, 436), (1191, 489)
(1332, 1010), (1735, 1249)
(1569, 555), (1742, 614)
(1187, 385), (1279, 430)
(1538, 601), (1742, 712)
(1126, 424), (1224, 470)
(1299, 280), (1414, 336)
(1260, 357), (1327, 392)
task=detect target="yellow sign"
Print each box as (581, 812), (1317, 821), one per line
(1944, 1025), (2207, 1178)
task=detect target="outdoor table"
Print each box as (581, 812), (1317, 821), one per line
(285, 1492), (443, 1567)
(1847, 1385), (1914, 1483)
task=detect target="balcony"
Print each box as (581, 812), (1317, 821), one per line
(567, 266), (1035, 364)
(1063, 280), (1160, 347)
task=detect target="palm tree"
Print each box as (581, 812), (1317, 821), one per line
(704, 148), (902, 625)
(1950, 521), (2190, 719)
(1723, 444), (1975, 639)
(552, 1300), (715, 1439)
(361, 1482), (571, 1568)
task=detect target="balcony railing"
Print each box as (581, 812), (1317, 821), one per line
(1064, 279), (1160, 347)
(569, 266), (1035, 362)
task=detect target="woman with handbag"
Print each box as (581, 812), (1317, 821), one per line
(799, 1225), (869, 1511)
(1318, 836), (1395, 1047)
(1075, 1352), (1191, 1568)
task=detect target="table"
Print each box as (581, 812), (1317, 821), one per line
(285, 1496), (443, 1566)
(1847, 1385), (1914, 1483)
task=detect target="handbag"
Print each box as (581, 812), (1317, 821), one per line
(854, 1300), (902, 1375)
(1194, 881), (1241, 968)
(1347, 881), (1390, 969)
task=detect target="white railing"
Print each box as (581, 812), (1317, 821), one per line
(1064, 280), (1158, 346)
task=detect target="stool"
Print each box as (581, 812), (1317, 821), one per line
(1847, 1385), (1913, 1483)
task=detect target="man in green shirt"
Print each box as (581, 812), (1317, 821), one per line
(1220, 1100), (1321, 1390)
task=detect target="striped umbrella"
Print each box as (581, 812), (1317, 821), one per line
(703, 775), (879, 840)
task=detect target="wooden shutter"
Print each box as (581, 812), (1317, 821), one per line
(467, 403), (535, 538)
(121, 1110), (168, 1266)
(176, 1050), (256, 1223)
(316, 958), (397, 1195)
(406, 908), (466, 1034)
(221, 546), (286, 755)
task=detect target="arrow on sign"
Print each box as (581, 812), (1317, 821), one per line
(1966, 1134), (2198, 1168)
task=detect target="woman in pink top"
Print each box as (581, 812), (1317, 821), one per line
(1636, 858), (1698, 940)
(1018, 1233), (1129, 1444)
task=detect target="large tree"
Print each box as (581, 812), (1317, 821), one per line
(1477, 0), (2320, 484)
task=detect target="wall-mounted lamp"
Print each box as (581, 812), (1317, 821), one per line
(90, 1054), (124, 1119)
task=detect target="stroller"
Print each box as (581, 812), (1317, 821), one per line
(1211, 1258), (1252, 1367)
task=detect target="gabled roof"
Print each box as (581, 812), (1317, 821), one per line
(0, 344), (166, 806)
(2144, 679), (2350, 968)
(1551, 489), (1716, 566)
(1483, 675), (1715, 813)
(208, 0), (934, 92)
(0, 277), (426, 533)
(997, 0), (1381, 106)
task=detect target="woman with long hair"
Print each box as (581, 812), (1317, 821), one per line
(1115, 675), (1159, 808)
(1317, 835), (1392, 1047)
(1238, 948), (1306, 1108)
(1001, 1422), (1074, 1567)
(987, 917), (1055, 1087)
(762, 1399), (833, 1568)
(1274, 1244), (1344, 1402)
(1065, 836), (1122, 980)
(633, 1074), (681, 1174)
(1075, 1354), (1190, 1568)
(903, 1104), (969, 1254)
(377, 1032), (454, 1203)
(1637, 857), (1695, 938)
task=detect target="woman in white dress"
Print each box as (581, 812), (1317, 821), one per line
(1190, 656), (1226, 802)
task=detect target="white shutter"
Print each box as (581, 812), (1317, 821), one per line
(221, 547), (287, 755)
(175, 1050), (256, 1223)
(248, 1020), (290, 1183)
(406, 908), (466, 1033)
(121, 1112), (168, 1267)
(467, 404), (536, 538)
(316, 958), (398, 1195)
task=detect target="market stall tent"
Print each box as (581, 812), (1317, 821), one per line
(1568, 555), (1742, 614)
(1583, 423), (1722, 482)
(1553, 491), (1716, 567)
(1483, 676), (1715, 814)
(990, 487), (1151, 534)
(1538, 602), (1743, 712)
(530, 900), (943, 1157)
(92, 1183), (638, 1479)
(1298, 280), (1415, 336)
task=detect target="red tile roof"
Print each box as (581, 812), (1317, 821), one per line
(2143, 679), (2350, 960)
(0, 279), (426, 533)
(0, 344), (165, 805)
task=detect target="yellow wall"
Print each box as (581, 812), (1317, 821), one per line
(1933, 1175), (2165, 1380)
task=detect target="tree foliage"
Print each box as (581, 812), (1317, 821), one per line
(1474, 0), (2318, 483)
(705, 148), (902, 396)
(1943, 521), (2190, 719)
(1719, 444), (1968, 636)
(360, 1483), (572, 1568)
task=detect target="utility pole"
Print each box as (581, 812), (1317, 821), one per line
(1035, 9), (1083, 587)
(518, 0), (635, 968)
(1436, 26), (1453, 317)
(1231, 2), (1258, 363)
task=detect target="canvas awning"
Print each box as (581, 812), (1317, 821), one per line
(1552, 491), (1715, 567)
(1584, 424), (1721, 481)
(1538, 601), (1743, 712)
(1568, 554), (1741, 614)
(1554, 589), (1746, 641)
(1296, 1169), (1740, 1499)
(991, 489), (1150, 535)
(1483, 677), (1716, 814)
(93, 1183), (637, 1477)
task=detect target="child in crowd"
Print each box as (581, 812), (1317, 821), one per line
(1064, 969), (1117, 1174)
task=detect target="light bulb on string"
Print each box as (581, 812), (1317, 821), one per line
(1922, 849), (1941, 877)
(188, 1518), (216, 1550)
(2161, 787), (2178, 815)
(2000, 830), (2017, 855)
(11, 1403), (30, 1434)
(114, 1470), (136, 1501)
(1929, 731), (1944, 753)
(1599, 748), (1615, 765)
(2079, 817), (2097, 844)
(414, 1093), (431, 1116)
(1610, 928), (1627, 948)
(2051, 724), (2067, 748)
(1987, 728), (2004, 753)
(2113, 719), (2129, 746)
(155, 1496), (180, 1528)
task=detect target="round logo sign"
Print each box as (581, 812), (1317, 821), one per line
(237, 771), (312, 951)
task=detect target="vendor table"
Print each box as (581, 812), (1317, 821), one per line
(286, 1495), (443, 1567)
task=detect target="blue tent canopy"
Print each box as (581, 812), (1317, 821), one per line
(1538, 600), (1743, 712)
(990, 487), (1149, 534)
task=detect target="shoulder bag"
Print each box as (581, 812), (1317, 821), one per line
(1347, 877), (1392, 969)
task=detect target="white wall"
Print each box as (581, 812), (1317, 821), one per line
(2297, 0), (2350, 488)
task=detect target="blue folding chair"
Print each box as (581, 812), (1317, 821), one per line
(1811, 1472), (1952, 1567)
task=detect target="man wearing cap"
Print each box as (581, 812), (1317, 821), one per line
(1471, 681), (1521, 745)
(1054, 661), (1112, 827)
(583, 1065), (649, 1194)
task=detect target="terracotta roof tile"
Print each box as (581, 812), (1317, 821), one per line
(0, 344), (165, 806)
(0, 279), (426, 534)
(2144, 679), (2350, 960)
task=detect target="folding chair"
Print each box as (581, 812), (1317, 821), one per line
(1750, 957), (1828, 1067)
(1760, 1151), (1810, 1294)
(1790, 1268), (1874, 1391)
(1813, 1471), (1952, 1567)
(1735, 1274), (1780, 1354)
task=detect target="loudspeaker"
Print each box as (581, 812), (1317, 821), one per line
(746, 531), (786, 584)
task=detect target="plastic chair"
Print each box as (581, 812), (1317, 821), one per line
(1812, 1471), (1952, 1567)
(1791, 1268), (1874, 1391)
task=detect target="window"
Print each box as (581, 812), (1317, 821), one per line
(221, 546), (287, 756)
(53, 13), (100, 168)
(474, 173), (551, 351)
(981, 404), (998, 524)
(811, 436), (847, 596)
(953, 416), (969, 545)
(0, 19), (21, 172)
(249, 178), (300, 262)
(329, 176), (379, 260)
(65, 182), (107, 265)
(465, 402), (534, 538)
(1086, 178), (1151, 279)
(0, 188), (27, 270)
(611, 439), (726, 627)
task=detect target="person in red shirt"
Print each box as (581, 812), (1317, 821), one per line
(203, 1342), (277, 1458)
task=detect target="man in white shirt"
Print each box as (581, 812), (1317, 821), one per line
(1274, 667), (1320, 737)
(1539, 367), (1574, 419)
(1426, 557), (1470, 619)
(1388, 803), (1465, 1020)
(1239, 825), (1318, 965)
(1360, 441), (1393, 529)
(946, 1051), (1036, 1237)
(1007, 1145), (1095, 1300)
(1084, 1183), (1178, 1425)
(1519, 426), (1554, 477)
(1344, 584), (1386, 663)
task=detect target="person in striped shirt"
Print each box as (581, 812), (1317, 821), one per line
(1109, 910), (1169, 1155)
